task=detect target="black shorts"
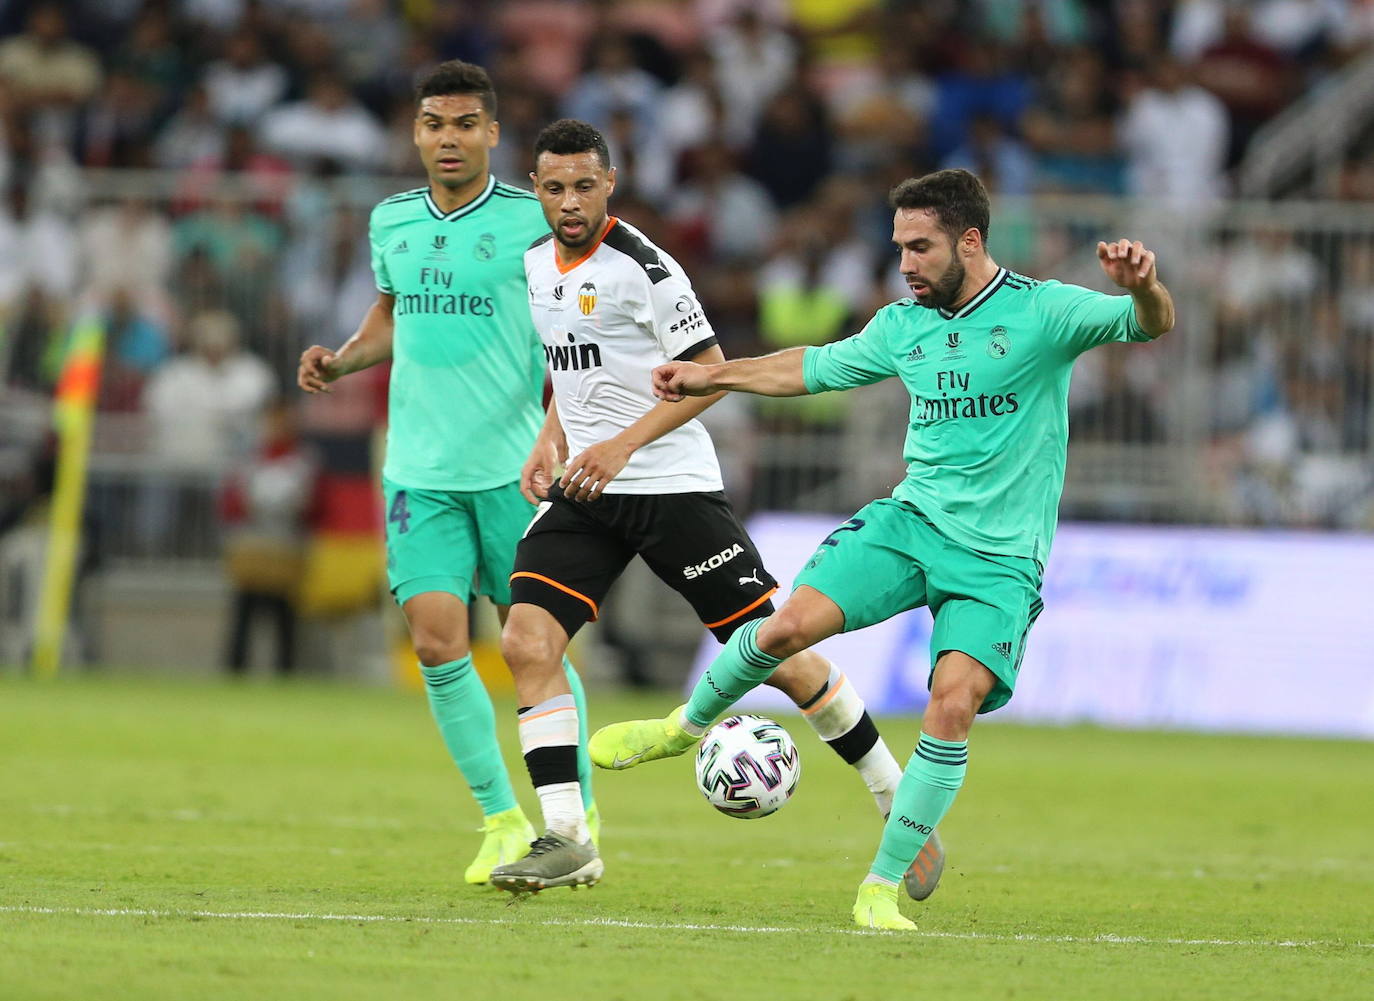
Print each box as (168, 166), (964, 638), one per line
(510, 486), (778, 642)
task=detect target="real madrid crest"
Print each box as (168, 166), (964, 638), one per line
(988, 325), (1011, 358)
(474, 232), (496, 261)
(577, 281), (597, 316)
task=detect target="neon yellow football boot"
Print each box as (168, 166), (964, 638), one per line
(852, 881), (917, 931)
(589, 704), (701, 770)
(464, 806), (536, 885)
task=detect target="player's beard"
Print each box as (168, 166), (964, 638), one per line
(911, 257), (966, 310)
(558, 212), (603, 249)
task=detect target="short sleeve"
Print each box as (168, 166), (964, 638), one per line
(645, 255), (718, 361)
(368, 209), (393, 295)
(1035, 280), (1150, 358)
(802, 309), (898, 393)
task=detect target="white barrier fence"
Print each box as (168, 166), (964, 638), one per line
(690, 513), (1374, 739)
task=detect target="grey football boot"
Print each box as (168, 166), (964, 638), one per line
(903, 828), (946, 901)
(489, 832), (603, 893)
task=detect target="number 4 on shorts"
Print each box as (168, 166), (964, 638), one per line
(389, 490), (411, 534)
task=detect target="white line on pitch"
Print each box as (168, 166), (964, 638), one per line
(1, 906), (1369, 950)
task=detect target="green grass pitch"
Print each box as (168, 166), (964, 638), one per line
(1, 675), (1371, 1000)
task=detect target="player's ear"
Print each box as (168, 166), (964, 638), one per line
(487, 118), (500, 149)
(605, 166), (617, 197)
(962, 226), (982, 259)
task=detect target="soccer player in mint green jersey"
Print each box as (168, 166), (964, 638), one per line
(590, 169), (1176, 929)
(295, 61), (596, 886)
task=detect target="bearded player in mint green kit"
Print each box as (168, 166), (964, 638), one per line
(589, 169), (1175, 929)
(297, 61), (596, 885)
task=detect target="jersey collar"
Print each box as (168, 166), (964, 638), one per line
(424, 174), (496, 221)
(937, 267), (1008, 321)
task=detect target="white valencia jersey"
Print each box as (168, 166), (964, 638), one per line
(524, 217), (724, 494)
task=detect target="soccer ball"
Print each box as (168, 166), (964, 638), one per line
(693, 715), (801, 819)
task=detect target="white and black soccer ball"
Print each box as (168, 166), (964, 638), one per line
(693, 715), (800, 819)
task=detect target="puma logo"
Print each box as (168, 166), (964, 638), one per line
(738, 569), (763, 587)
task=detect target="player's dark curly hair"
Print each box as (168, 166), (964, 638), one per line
(533, 119), (612, 170)
(889, 169), (991, 244)
(415, 60), (496, 117)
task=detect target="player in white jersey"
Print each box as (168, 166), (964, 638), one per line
(488, 120), (941, 895)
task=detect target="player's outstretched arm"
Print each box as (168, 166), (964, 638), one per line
(297, 294), (396, 393)
(1096, 238), (1175, 338)
(561, 345), (731, 502)
(652, 347), (809, 402)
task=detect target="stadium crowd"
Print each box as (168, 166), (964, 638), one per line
(2, 0), (1374, 540)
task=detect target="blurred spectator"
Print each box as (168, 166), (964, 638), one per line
(1118, 56), (1229, 205)
(667, 145), (778, 263)
(202, 29), (288, 127)
(1022, 47), (1123, 194)
(747, 85), (834, 209)
(142, 309), (276, 470)
(1216, 228), (1320, 320)
(635, 48), (730, 201)
(78, 195), (174, 313)
(221, 400), (320, 676)
(979, 0), (1092, 49)
(153, 84), (226, 170)
(173, 194), (283, 321)
(0, 3), (101, 148)
(829, 43), (934, 174)
(258, 73), (386, 173)
(1070, 344), (1163, 443)
(178, 126), (293, 218)
(73, 68), (160, 168)
(97, 287), (170, 413)
(942, 114), (1035, 196)
(1193, 6), (1292, 167)
(707, 8), (799, 143)
(283, 204), (374, 350)
(138, 309), (275, 555)
(111, 7), (186, 117)
(1172, 0), (1345, 63)
(0, 179), (76, 309)
(326, 0), (405, 93)
(2, 287), (66, 392)
(928, 40), (1031, 161)
(562, 33), (664, 161)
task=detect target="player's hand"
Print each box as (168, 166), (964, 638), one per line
(298, 345), (340, 393)
(560, 437), (635, 502)
(652, 361), (714, 401)
(521, 436), (561, 504)
(1097, 238), (1158, 291)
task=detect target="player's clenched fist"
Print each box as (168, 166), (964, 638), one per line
(1096, 238), (1158, 290)
(297, 345), (340, 393)
(651, 360), (714, 402)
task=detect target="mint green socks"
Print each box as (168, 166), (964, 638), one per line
(419, 656), (517, 816)
(562, 655), (595, 809)
(684, 619), (783, 728)
(870, 733), (968, 883)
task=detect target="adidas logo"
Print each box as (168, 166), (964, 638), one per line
(394, 240), (408, 254)
(905, 345), (926, 362)
(992, 641), (1012, 661)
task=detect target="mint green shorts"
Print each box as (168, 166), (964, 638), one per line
(793, 497), (1043, 713)
(382, 478), (535, 607)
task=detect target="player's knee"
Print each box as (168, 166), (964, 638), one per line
(922, 692), (977, 741)
(754, 609), (812, 659)
(413, 633), (467, 667)
(499, 623), (559, 675)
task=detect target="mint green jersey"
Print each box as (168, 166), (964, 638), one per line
(369, 176), (549, 490)
(802, 269), (1151, 563)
